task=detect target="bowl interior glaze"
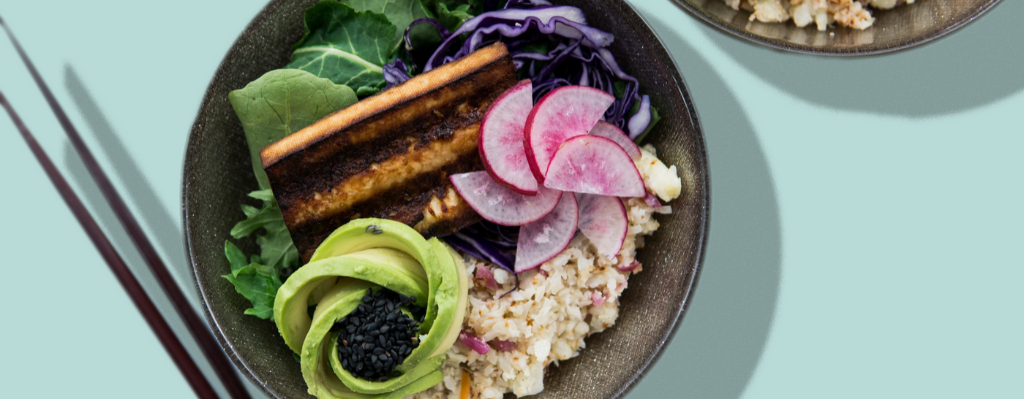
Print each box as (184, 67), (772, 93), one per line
(183, 1), (709, 398)
(675, 0), (1001, 55)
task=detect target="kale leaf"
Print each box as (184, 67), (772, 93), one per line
(421, 0), (484, 33)
(228, 69), (357, 189)
(287, 1), (398, 96)
(222, 190), (298, 320)
(345, 0), (430, 53)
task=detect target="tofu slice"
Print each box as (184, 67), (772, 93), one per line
(261, 42), (518, 262)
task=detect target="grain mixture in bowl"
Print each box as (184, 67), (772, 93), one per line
(410, 145), (679, 399)
(727, 0), (916, 30)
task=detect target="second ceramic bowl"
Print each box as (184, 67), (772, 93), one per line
(675, 0), (1001, 55)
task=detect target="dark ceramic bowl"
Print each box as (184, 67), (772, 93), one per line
(675, 0), (1001, 55)
(183, 0), (708, 398)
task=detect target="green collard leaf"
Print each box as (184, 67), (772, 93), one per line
(228, 69), (357, 189)
(287, 1), (397, 96)
(421, 0), (478, 33)
(344, 0), (429, 53)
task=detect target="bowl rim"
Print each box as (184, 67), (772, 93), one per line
(181, 0), (710, 397)
(672, 0), (1003, 56)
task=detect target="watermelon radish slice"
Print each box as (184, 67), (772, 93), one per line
(543, 135), (646, 198)
(450, 171), (562, 226)
(514, 193), (579, 272)
(524, 86), (615, 182)
(577, 194), (628, 259)
(480, 79), (538, 195)
(589, 121), (641, 160)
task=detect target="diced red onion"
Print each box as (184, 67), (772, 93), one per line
(475, 266), (500, 291)
(591, 291), (605, 307)
(653, 205), (672, 214)
(643, 191), (661, 208)
(459, 329), (491, 354)
(490, 339), (518, 352)
(617, 260), (640, 273)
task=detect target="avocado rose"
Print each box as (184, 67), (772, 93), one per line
(273, 219), (470, 399)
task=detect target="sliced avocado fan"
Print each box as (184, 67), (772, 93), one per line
(273, 219), (470, 399)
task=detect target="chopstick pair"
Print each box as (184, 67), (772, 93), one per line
(0, 17), (251, 399)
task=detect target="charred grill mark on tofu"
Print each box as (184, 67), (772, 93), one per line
(260, 43), (518, 262)
(287, 145), (484, 262)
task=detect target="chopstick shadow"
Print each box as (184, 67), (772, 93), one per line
(61, 66), (271, 399)
(60, 141), (231, 398)
(61, 66), (199, 307)
(697, 0), (1023, 117)
(625, 12), (782, 399)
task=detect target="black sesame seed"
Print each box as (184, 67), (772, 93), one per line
(334, 287), (424, 381)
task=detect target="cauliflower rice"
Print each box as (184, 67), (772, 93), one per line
(728, 0), (916, 31)
(409, 147), (680, 399)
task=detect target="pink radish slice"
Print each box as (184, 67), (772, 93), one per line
(524, 86), (615, 182)
(480, 79), (538, 195)
(514, 193), (579, 272)
(450, 171), (561, 226)
(543, 135), (646, 198)
(589, 121), (641, 160)
(576, 194), (628, 259)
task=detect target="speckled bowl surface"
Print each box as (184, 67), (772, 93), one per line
(182, 0), (709, 398)
(675, 0), (1001, 55)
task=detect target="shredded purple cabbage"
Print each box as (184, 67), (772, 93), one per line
(443, 232), (514, 272)
(406, 5), (648, 132)
(627, 94), (651, 139)
(382, 58), (411, 89)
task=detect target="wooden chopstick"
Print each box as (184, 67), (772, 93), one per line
(0, 90), (220, 399)
(0, 17), (253, 399)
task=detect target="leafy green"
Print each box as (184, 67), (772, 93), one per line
(222, 190), (299, 320)
(421, 0), (483, 33)
(228, 69), (357, 189)
(287, 1), (398, 96)
(344, 0), (429, 52)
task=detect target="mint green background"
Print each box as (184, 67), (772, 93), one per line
(0, 1), (1021, 398)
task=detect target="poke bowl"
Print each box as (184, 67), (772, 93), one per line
(183, 0), (709, 398)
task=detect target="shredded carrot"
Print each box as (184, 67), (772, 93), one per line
(460, 370), (471, 399)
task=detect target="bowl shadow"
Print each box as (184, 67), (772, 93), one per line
(624, 11), (783, 399)
(699, 0), (1023, 117)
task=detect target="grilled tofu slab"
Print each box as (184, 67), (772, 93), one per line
(261, 43), (518, 262)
